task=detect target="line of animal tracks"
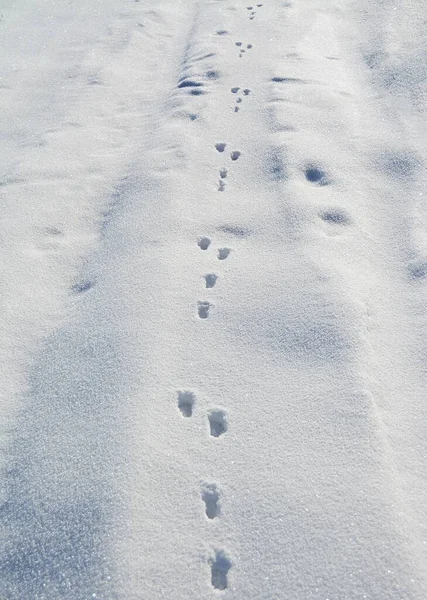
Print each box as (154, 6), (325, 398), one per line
(1, 0), (427, 598)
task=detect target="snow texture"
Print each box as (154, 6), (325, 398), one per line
(1, 0), (427, 598)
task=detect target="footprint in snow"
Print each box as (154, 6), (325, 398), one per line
(205, 273), (218, 288)
(210, 551), (232, 590)
(215, 142), (226, 153)
(208, 409), (228, 437)
(218, 169), (227, 191)
(198, 236), (211, 250)
(233, 90), (250, 111)
(217, 248), (231, 260)
(235, 41), (252, 57)
(198, 301), (212, 319)
(231, 151), (241, 161)
(201, 482), (221, 519)
(177, 390), (196, 417)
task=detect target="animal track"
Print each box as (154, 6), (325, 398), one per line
(205, 273), (218, 288)
(201, 483), (220, 519)
(178, 391), (196, 418)
(305, 165), (330, 186)
(231, 87), (251, 112)
(208, 409), (228, 437)
(215, 143), (226, 153)
(217, 248), (231, 260)
(230, 151), (241, 161)
(236, 42), (252, 57)
(218, 168), (227, 191)
(210, 551), (232, 590)
(198, 237), (211, 250)
(198, 301), (212, 319)
(247, 6), (257, 19)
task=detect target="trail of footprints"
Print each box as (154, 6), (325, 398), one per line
(215, 143), (241, 192)
(179, 4), (327, 591)
(235, 41), (253, 58)
(246, 4), (263, 20)
(173, 2), (352, 591)
(176, 233), (233, 590)
(231, 86), (251, 113)
(178, 385), (231, 589)
(175, 9), (258, 591)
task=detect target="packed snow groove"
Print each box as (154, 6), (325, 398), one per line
(217, 225), (250, 237)
(320, 209), (351, 225)
(71, 280), (95, 294)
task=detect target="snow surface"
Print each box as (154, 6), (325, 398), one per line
(1, 0), (427, 598)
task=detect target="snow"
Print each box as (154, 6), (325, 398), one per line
(1, 0), (427, 598)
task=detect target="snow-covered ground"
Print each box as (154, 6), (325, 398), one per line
(1, 0), (427, 598)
